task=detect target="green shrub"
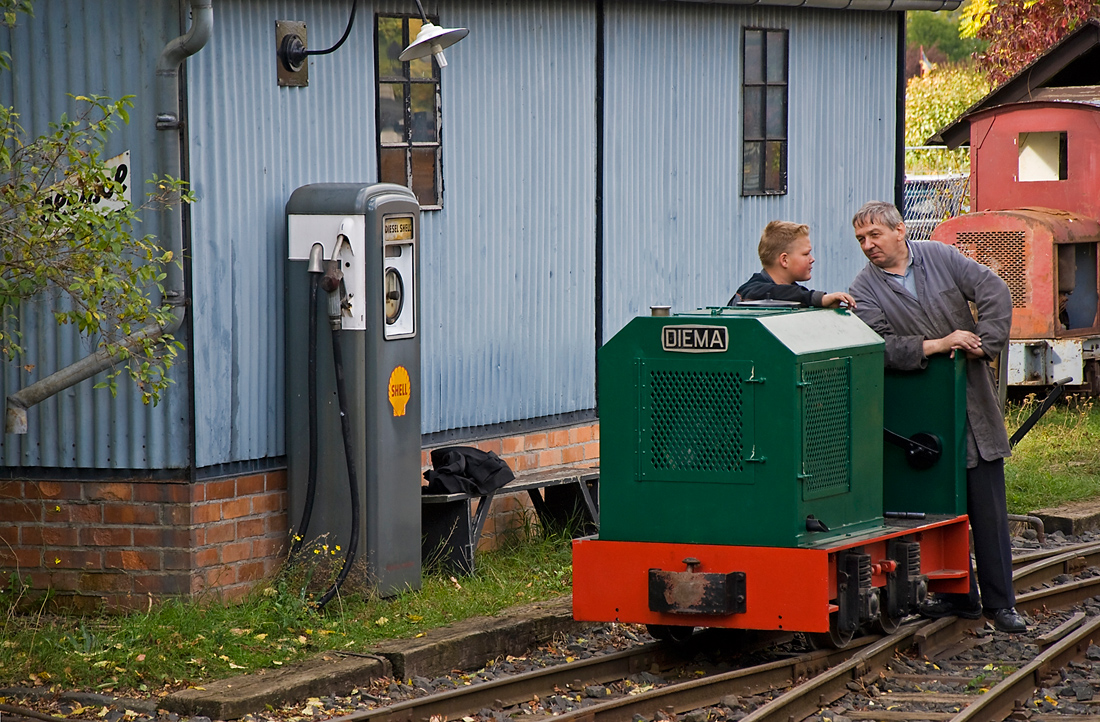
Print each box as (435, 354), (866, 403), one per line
(905, 66), (992, 175)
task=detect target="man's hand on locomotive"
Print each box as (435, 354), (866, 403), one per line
(924, 329), (986, 360)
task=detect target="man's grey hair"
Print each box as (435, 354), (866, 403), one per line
(852, 201), (903, 230)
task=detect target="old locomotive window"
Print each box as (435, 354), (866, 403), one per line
(742, 28), (788, 196)
(376, 15), (443, 208)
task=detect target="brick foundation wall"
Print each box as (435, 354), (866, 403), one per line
(0, 421), (597, 608)
(421, 420), (600, 551)
(0, 472), (288, 611)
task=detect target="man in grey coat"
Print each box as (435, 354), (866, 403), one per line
(848, 200), (1027, 634)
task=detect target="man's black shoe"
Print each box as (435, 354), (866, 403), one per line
(986, 607), (1028, 633)
(919, 598), (982, 620)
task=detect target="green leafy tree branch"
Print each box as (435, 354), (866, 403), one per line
(0, 3), (192, 405)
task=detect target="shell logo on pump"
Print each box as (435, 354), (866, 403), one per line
(388, 366), (411, 417)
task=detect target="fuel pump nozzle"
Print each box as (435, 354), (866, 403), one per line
(322, 229), (353, 329)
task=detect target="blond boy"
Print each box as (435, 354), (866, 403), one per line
(728, 221), (856, 309)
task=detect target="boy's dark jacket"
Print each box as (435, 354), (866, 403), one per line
(728, 270), (826, 307)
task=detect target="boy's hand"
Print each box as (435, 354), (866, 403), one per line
(822, 292), (856, 309)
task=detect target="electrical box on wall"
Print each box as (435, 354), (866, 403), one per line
(285, 183), (422, 596)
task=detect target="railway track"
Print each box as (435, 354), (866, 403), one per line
(327, 541), (1100, 722)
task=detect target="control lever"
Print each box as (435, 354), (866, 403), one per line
(883, 429), (942, 470)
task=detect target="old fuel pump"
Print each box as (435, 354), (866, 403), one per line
(285, 183), (422, 597)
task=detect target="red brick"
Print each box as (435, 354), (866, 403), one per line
(163, 505), (190, 526)
(0, 547), (42, 567)
(103, 503), (158, 525)
(0, 500), (42, 523)
(501, 436), (524, 455)
(562, 445), (585, 464)
(105, 549), (160, 571)
(162, 550), (191, 570)
(26, 481), (82, 500)
(549, 429), (570, 447)
(219, 584), (251, 603)
(237, 474), (265, 495)
(80, 527), (132, 547)
(266, 515), (289, 535)
(132, 482), (189, 504)
(22, 525), (80, 546)
(51, 549), (103, 569)
(86, 482), (133, 502)
(189, 527), (206, 546)
(236, 561), (266, 583)
(421, 450), (430, 468)
(591, 424), (600, 440)
(192, 502), (220, 524)
(221, 498), (251, 520)
(253, 492), (286, 514)
(266, 471), (287, 491)
(537, 449), (563, 468)
(0, 526), (18, 546)
(78, 572), (131, 593)
(511, 453), (538, 472)
(568, 425), (594, 444)
(45, 570), (81, 591)
(205, 479), (236, 501)
(254, 537), (286, 560)
(525, 433), (549, 451)
(193, 547), (220, 568)
(583, 442), (600, 460)
(204, 566), (235, 588)
(133, 527), (190, 549)
(222, 541), (253, 564)
(0, 481), (22, 499)
(69, 504), (103, 524)
(203, 521), (236, 545)
(475, 438), (504, 455)
(237, 517), (265, 539)
(133, 573), (191, 595)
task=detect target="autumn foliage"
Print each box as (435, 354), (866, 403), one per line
(971, 0), (1098, 85)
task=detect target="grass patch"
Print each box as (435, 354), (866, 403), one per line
(1005, 394), (1100, 514)
(0, 524), (572, 696)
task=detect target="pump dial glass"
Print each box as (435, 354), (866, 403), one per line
(384, 267), (404, 324)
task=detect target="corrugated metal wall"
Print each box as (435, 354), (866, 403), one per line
(602, 3), (898, 341)
(187, 0), (596, 467)
(0, 2), (189, 470)
(2, 0), (900, 472)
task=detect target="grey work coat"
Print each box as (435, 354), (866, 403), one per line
(849, 240), (1012, 467)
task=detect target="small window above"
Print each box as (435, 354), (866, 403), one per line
(1018, 131), (1067, 182)
(742, 28), (788, 196)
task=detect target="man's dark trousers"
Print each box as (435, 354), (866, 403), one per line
(940, 458), (1015, 610)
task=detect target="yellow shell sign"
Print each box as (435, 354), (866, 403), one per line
(388, 366), (411, 417)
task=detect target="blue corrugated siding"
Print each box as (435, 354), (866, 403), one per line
(0, 1), (189, 470)
(187, 0), (596, 464)
(419, 1), (597, 433)
(187, 0), (382, 467)
(602, 3), (898, 341)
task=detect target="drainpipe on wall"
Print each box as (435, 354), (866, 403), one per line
(4, 1), (213, 435)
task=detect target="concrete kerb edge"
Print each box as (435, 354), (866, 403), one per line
(162, 596), (584, 719)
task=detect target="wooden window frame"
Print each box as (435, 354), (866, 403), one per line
(741, 27), (789, 197)
(375, 14), (444, 209)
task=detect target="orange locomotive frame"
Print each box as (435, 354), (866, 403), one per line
(572, 515), (971, 634)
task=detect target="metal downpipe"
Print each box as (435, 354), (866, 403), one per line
(4, 0), (212, 434)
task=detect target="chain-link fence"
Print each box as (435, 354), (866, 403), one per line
(902, 171), (970, 241)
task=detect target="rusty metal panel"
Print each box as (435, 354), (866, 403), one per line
(0, 1), (188, 471)
(931, 209), (1100, 340)
(969, 103), (1100, 220)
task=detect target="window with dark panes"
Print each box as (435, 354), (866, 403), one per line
(376, 15), (443, 208)
(742, 28), (788, 196)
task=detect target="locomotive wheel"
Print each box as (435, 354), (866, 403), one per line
(647, 624), (696, 643)
(808, 613), (855, 649)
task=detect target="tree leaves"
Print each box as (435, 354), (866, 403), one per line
(0, 92), (193, 405)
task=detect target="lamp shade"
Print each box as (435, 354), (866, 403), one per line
(399, 21), (469, 67)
